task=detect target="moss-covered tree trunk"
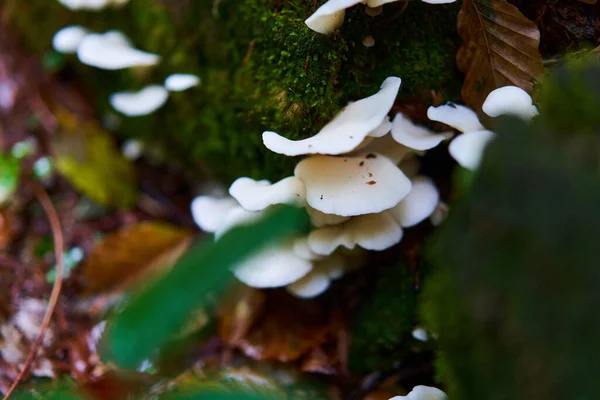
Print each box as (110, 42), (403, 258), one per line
(5, 0), (461, 183)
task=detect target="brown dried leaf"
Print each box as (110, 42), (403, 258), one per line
(80, 222), (192, 294)
(218, 284), (266, 346)
(231, 291), (342, 364)
(457, 0), (544, 111)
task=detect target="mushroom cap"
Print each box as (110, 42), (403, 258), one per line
(306, 205), (350, 228)
(390, 386), (447, 400)
(412, 328), (429, 342)
(295, 153), (412, 217)
(58, 0), (108, 9)
(77, 31), (160, 70)
(292, 237), (324, 261)
(263, 77), (401, 156)
(482, 86), (539, 120)
(286, 270), (330, 298)
(190, 196), (238, 233)
(233, 243), (313, 288)
(229, 176), (306, 212)
(427, 103), (485, 133)
(391, 113), (453, 151)
(387, 176), (439, 228)
(308, 212), (403, 255)
(351, 134), (414, 164)
(164, 73), (201, 92)
(448, 130), (496, 170)
(421, 0), (456, 3)
(304, 0), (363, 34)
(286, 253), (345, 298)
(214, 206), (263, 240)
(368, 116), (393, 138)
(52, 26), (89, 54)
(109, 85), (169, 116)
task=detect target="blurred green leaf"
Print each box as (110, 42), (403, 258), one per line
(162, 389), (275, 400)
(0, 152), (20, 205)
(103, 205), (310, 369)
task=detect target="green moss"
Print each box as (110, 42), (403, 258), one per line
(349, 260), (417, 374)
(7, 0), (461, 184)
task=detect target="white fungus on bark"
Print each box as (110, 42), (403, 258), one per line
(52, 26), (89, 53)
(263, 77), (401, 156)
(77, 31), (160, 70)
(190, 196), (238, 233)
(482, 86), (539, 120)
(391, 113), (453, 151)
(229, 176), (306, 212)
(109, 85), (168, 116)
(164, 74), (201, 92)
(294, 152), (412, 216)
(389, 386), (447, 400)
(307, 212), (403, 255)
(428, 86), (539, 170)
(305, 0), (456, 34)
(387, 176), (439, 228)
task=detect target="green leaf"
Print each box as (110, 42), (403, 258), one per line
(103, 205), (310, 369)
(162, 389), (276, 400)
(0, 152), (20, 205)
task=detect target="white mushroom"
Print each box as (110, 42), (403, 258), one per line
(214, 206), (263, 239)
(389, 386), (447, 400)
(286, 253), (345, 298)
(305, 0), (456, 34)
(427, 103), (485, 133)
(412, 328), (429, 342)
(77, 31), (160, 70)
(306, 205), (350, 228)
(352, 134), (414, 164)
(308, 212), (403, 255)
(229, 176), (306, 212)
(387, 176), (439, 228)
(368, 116), (392, 138)
(190, 196), (238, 233)
(110, 85), (169, 116)
(286, 269), (330, 298)
(295, 153), (412, 216)
(482, 86), (539, 120)
(304, 0), (363, 34)
(233, 242), (313, 288)
(164, 74), (201, 92)
(448, 130), (496, 170)
(390, 113), (453, 151)
(292, 237), (323, 261)
(52, 26), (89, 54)
(263, 77), (401, 156)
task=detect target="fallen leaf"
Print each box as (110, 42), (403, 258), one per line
(457, 0), (544, 111)
(233, 291), (343, 364)
(218, 284), (266, 346)
(51, 107), (138, 209)
(81, 221), (193, 294)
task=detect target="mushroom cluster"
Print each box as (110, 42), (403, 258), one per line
(428, 86), (538, 170)
(305, 0), (456, 34)
(51, 22), (200, 117)
(389, 385), (447, 400)
(191, 77), (453, 298)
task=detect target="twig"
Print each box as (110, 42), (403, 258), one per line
(2, 184), (64, 400)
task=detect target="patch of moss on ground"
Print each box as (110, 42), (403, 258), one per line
(6, 0), (461, 184)
(349, 260), (417, 374)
